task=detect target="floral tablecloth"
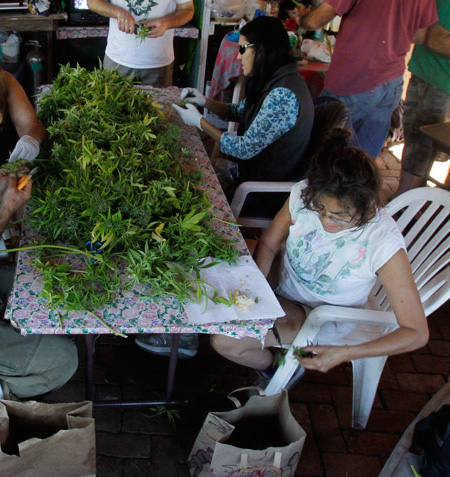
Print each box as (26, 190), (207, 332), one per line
(5, 86), (275, 341)
(56, 26), (199, 40)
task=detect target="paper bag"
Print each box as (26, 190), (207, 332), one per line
(0, 400), (96, 477)
(188, 389), (306, 477)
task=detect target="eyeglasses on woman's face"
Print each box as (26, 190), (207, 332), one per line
(238, 43), (255, 55)
(311, 207), (356, 226)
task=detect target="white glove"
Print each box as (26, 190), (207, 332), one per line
(9, 135), (40, 163)
(180, 87), (206, 107)
(172, 103), (203, 131)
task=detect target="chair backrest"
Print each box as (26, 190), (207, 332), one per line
(368, 187), (450, 316)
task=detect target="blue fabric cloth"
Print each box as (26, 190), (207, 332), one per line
(321, 75), (403, 158)
(221, 87), (299, 160)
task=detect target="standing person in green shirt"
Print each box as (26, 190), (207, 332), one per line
(395, 0), (450, 196)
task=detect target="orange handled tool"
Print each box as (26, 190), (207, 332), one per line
(17, 167), (38, 191)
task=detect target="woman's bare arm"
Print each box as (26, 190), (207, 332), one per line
(6, 71), (47, 144)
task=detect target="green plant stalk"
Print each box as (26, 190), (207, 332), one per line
(411, 465), (422, 477)
(86, 311), (128, 338)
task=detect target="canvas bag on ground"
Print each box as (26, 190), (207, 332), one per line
(0, 400), (96, 477)
(188, 388), (306, 477)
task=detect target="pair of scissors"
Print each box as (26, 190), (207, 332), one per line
(85, 241), (103, 263)
(17, 167), (38, 190)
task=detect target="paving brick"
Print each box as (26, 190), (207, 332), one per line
(411, 354), (450, 375)
(122, 409), (176, 436)
(366, 409), (416, 433)
(396, 372), (446, 394)
(322, 452), (382, 477)
(330, 385), (353, 429)
(310, 404), (346, 452)
(378, 363), (400, 391)
(288, 382), (332, 403)
(381, 390), (430, 412)
(437, 324), (450, 341)
(290, 402), (310, 427)
(302, 365), (350, 386)
(387, 354), (416, 373)
(96, 455), (123, 477)
(343, 430), (400, 458)
(94, 408), (123, 433)
(428, 339), (450, 357)
(122, 458), (152, 476)
(43, 380), (85, 403)
(179, 463), (191, 477)
(223, 374), (250, 394)
(95, 383), (123, 401)
(428, 321), (444, 340)
(96, 430), (152, 458)
(150, 436), (181, 477)
(296, 430), (324, 476)
(430, 305), (449, 325)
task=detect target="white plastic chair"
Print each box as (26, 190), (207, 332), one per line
(264, 187), (450, 429)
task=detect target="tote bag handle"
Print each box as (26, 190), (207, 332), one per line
(240, 451), (283, 472)
(226, 386), (266, 408)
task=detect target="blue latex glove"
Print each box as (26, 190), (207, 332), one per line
(172, 103), (203, 131)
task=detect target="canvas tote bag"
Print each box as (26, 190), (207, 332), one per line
(0, 400), (96, 477)
(188, 388), (306, 477)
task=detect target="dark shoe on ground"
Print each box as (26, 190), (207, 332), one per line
(251, 365), (306, 395)
(135, 333), (199, 359)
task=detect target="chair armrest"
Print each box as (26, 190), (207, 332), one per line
(289, 305), (398, 350)
(230, 181), (295, 219)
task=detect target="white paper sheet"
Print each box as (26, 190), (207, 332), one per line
(183, 255), (285, 325)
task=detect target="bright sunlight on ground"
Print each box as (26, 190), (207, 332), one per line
(389, 143), (450, 187)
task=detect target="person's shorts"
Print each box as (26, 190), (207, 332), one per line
(103, 55), (173, 87)
(402, 75), (450, 177)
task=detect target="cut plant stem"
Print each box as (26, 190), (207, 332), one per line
(86, 310), (128, 338)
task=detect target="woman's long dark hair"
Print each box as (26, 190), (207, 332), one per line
(240, 16), (294, 105)
(301, 128), (382, 228)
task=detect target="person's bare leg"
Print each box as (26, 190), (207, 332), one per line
(393, 168), (426, 198)
(210, 296), (306, 370)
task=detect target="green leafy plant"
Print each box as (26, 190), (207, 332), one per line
(273, 341), (316, 367)
(13, 65), (240, 335)
(142, 406), (181, 428)
(136, 25), (154, 42)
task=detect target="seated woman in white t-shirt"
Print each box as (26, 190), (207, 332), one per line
(210, 128), (429, 386)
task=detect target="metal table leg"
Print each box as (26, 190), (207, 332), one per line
(85, 334), (186, 408)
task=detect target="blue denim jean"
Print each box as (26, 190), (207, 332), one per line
(322, 75), (403, 158)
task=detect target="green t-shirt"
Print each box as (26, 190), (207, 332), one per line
(409, 0), (450, 94)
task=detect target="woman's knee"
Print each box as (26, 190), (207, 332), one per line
(210, 334), (251, 360)
(38, 336), (79, 389)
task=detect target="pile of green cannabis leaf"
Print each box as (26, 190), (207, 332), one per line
(25, 65), (239, 320)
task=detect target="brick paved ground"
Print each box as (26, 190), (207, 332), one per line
(42, 148), (450, 476)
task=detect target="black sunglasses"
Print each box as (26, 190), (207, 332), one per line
(238, 43), (255, 55)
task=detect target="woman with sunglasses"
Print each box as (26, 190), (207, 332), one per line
(210, 128), (428, 387)
(172, 16), (314, 198)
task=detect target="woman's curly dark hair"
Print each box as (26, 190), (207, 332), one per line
(301, 128), (382, 228)
(239, 16), (295, 105)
